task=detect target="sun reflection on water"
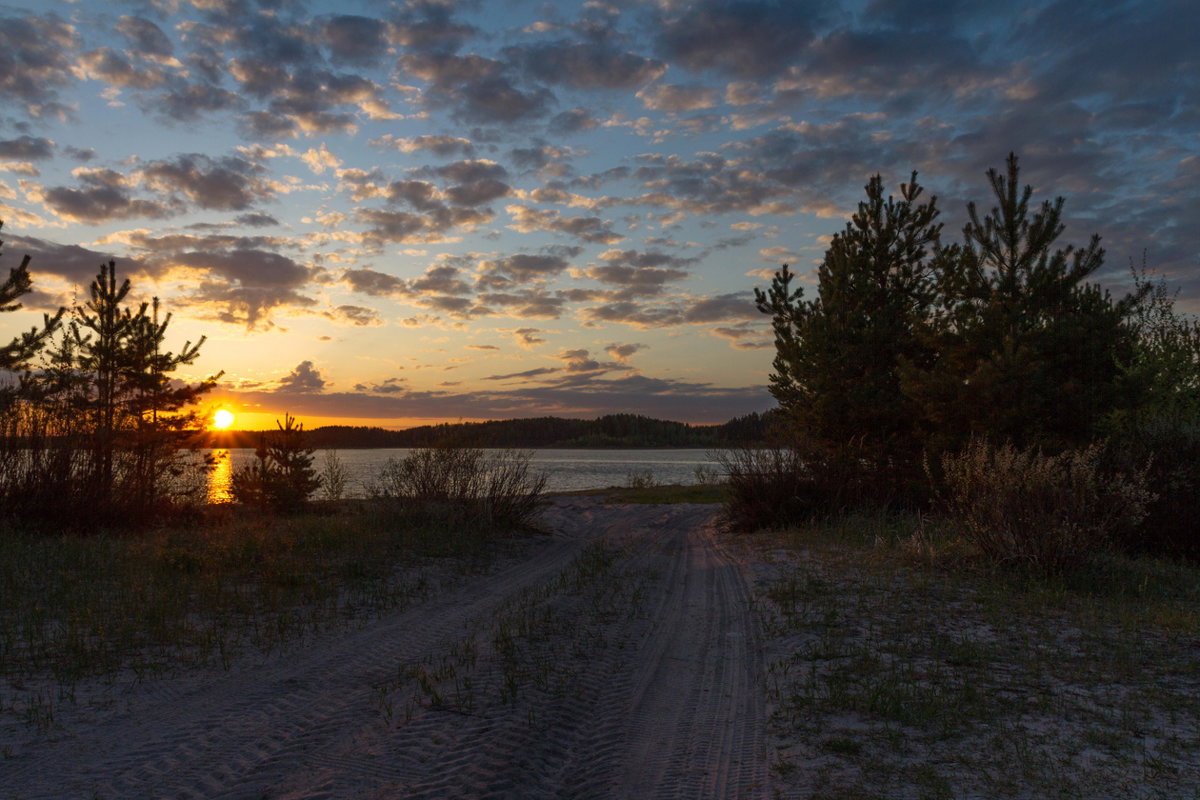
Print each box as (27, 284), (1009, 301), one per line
(207, 449), (233, 504)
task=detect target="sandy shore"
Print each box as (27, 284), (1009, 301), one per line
(2, 497), (771, 799)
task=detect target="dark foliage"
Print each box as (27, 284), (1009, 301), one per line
(746, 155), (1161, 541)
(231, 413), (321, 512)
(1, 247), (216, 530)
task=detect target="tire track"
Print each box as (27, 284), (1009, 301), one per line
(2, 500), (769, 799)
(1, 516), (593, 800)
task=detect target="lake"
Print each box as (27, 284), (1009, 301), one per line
(205, 448), (725, 503)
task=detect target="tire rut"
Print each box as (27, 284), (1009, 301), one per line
(3, 500), (769, 799)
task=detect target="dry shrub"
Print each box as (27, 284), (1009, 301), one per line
(937, 439), (1152, 573)
(718, 433), (917, 532)
(370, 446), (546, 531)
(717, 444), (808, 532)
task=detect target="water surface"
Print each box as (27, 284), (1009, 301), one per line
(206, 448), (723, 503)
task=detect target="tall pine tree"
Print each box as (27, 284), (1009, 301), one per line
(900, 154), (1140, 453)
(755, 173), (945, 502)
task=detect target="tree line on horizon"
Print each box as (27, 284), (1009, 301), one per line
(204, 411), (776, 450)
(737, 153), (1200, 564)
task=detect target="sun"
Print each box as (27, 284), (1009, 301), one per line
(211, 408), (236, 430)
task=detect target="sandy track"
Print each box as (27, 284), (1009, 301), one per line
(2, 499), (767, 799)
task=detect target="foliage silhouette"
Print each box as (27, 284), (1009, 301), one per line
(232, 413), (321, 512)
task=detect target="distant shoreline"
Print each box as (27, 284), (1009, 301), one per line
(201, 411), (774, 450)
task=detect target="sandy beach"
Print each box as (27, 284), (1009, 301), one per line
(2, 498), (770, 799)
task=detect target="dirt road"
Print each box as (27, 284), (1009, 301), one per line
(2, 498), (769, 799)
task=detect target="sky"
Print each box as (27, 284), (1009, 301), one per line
(0, 0), (1196, 430)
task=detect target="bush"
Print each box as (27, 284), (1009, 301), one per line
(370, 446), (546, 531)
(718, 432), (920, 532)
(1103, 414), (1200, 560)
(625, 468), (657, 489)
(937, 439), (1152, 573)
(717, 444), (808, 532)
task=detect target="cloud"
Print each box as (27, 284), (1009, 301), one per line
(227, 379), (773, 425)
(3, 234), (126, 285)
(655, 0), (826, 79)
(0, 136), (54, 160)
(277, 360), (326, 393)
(478, 252), (571, 289)
(115, 15), (174, 59)
(140, 153), (275, 211)
(40, 168), (175, 223)
(605, 342), (646, 361)
(0, 13), (79, 115)
(586, 249), (695, 291)
(400, 51), (554, 124)
(154, 82), (245, 122)
(478, 288), (565, 319)
(327, 304), (382, 327)
(511, 327), (546, 348)
(549, 108), (600, 135)
(301, 144), (341, 175)
(410, 264), (471, 295)
(318, 14), (389, 66)
(506, 205), (622, 245)
(343, 267), (407, 297)
(77, 47), (167, 90)
(371, 134), (475, 158)
(356, 205), (491, 245)
(636, 83), (719, 112)
(510, 40), (666, 90)
(683, 292), (756, 323)
(711, 322), (772, 350)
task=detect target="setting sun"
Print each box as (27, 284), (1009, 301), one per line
(211, 409), (236, 430)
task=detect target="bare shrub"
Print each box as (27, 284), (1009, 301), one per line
(371, 446), (546, 531)
(718, 431), (904, 532)
(624, 468), (657, 489)
(717, 444), (807, 532)
(319, 450), (348, 502)
(937, 439), (1152, 572)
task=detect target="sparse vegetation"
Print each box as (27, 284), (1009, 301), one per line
(936, 439), (1152, 573)
(748, 514), (1200, 798)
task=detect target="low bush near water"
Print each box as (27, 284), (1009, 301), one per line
(369, 446), (547, 531)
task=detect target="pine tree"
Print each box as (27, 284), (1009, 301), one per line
(0, 221), (62, 381)
(232, 413), (321, 511)
(58, 261), (216, 518)
(900, 154), (1140, 453)
(755, 173), (945, 501)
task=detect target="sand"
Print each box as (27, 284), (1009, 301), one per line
(1, 498), (771, 799)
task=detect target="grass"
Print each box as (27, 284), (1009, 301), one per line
(749, 513), (1200, 799)
(0, 500), (525, 728)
